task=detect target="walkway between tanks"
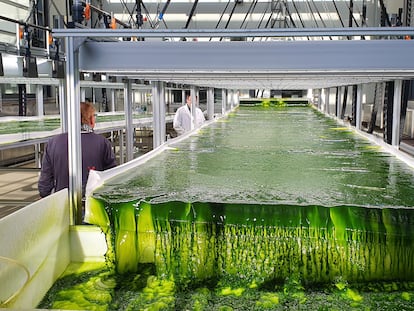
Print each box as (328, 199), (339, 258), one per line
(0, 167), (40, 219)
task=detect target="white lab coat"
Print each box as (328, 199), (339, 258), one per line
(173, 104), (205, 135)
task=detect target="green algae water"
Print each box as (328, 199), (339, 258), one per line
(39, 105), (414, 310)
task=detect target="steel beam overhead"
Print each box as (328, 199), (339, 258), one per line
(52, 26), (414, 38)
(75, 39), (414, 90)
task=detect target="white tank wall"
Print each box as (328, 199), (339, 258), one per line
(0, 190), (70, 309)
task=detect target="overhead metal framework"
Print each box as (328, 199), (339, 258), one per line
(53, 27), (414, 90)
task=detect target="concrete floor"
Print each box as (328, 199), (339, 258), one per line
(0, 167), (40, 219)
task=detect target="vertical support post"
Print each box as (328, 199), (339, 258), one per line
(34, 143), (41, 168)
(182, 89), (186, 106)
(46, 31), (50, 59)
(221, 89), (227, 115)
(66, 36), (82, 225)
(228, 90), (233, 109)
(152, 81), (166, 148)
(36, 84), (44, 117)
(111, 89), (116, 112)
(80, 88), (86, 102)
(15, 23), (20, 55)
(335, 87), (340, 117)
(190, 86), (197, 130)
(18, 84), (27, 116)
(355, 84), (362, 130)
(119, 129), (124, 164)
(324, 88), (330, 114)
(319, 88), (325, 112)
(392, 80), (403, 146)
(59, 79), (67, 132)
(124, 79), (134, 161)
(102, 88), (108, 112)
(317, 89), (322, 110)
(235, 90), (239, 107)
(341, 86), (348, 120)
(207, 87), (214, 120)
(384, 81), (395, 144)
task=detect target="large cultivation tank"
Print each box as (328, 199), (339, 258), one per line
(3, 104), (414, 310)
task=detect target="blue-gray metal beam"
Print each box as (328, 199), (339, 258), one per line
(74, 40), (414, 89)
(392, 80), (403, 147)
(52, 27), (414, 38)
(66, 36), (82, 225)
(124, 80), (134, 162)
(78, 39), (414, 72)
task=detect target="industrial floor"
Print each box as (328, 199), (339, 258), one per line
(0, 167), (40, 219)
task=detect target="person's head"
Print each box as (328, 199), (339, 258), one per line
(186, 94), (198, 107)
(80, 102), (96, 128)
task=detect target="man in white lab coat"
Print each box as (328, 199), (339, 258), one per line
(173, 94), (205, 135)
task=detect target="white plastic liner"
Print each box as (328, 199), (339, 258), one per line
(0, 190), (70, 308)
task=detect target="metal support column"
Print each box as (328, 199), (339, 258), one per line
(111, 89), (115, 112)
(355, 84), (362, 130)
(80, 88), (86, 102)
(341, 86), (349, 120)
(124, 79), (134, 162)
(317, 89), (322, 110)
(221, 89), (227, 115)
(119, 129), (124, 164)
(59, 79), (67, 132)
(66, 36), (82, 225)
(36, 85), (44, 117)
(152, 81), (166, 148)
(324, 88), (330, 114)
(34, 143), (41, 168)
(190, 86), (197, 130)
(335, 87), (341, 118)
(392, 80), (403, 146)
(207, 87), (214, 120)
(18, 84), (27, 116)
(229, 90), (234, 110)
(383, 81), (394, 144)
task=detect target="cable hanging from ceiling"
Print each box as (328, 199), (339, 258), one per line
(209, 0), (231, 41)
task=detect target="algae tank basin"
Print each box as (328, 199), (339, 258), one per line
(5, 105), (414, 310)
